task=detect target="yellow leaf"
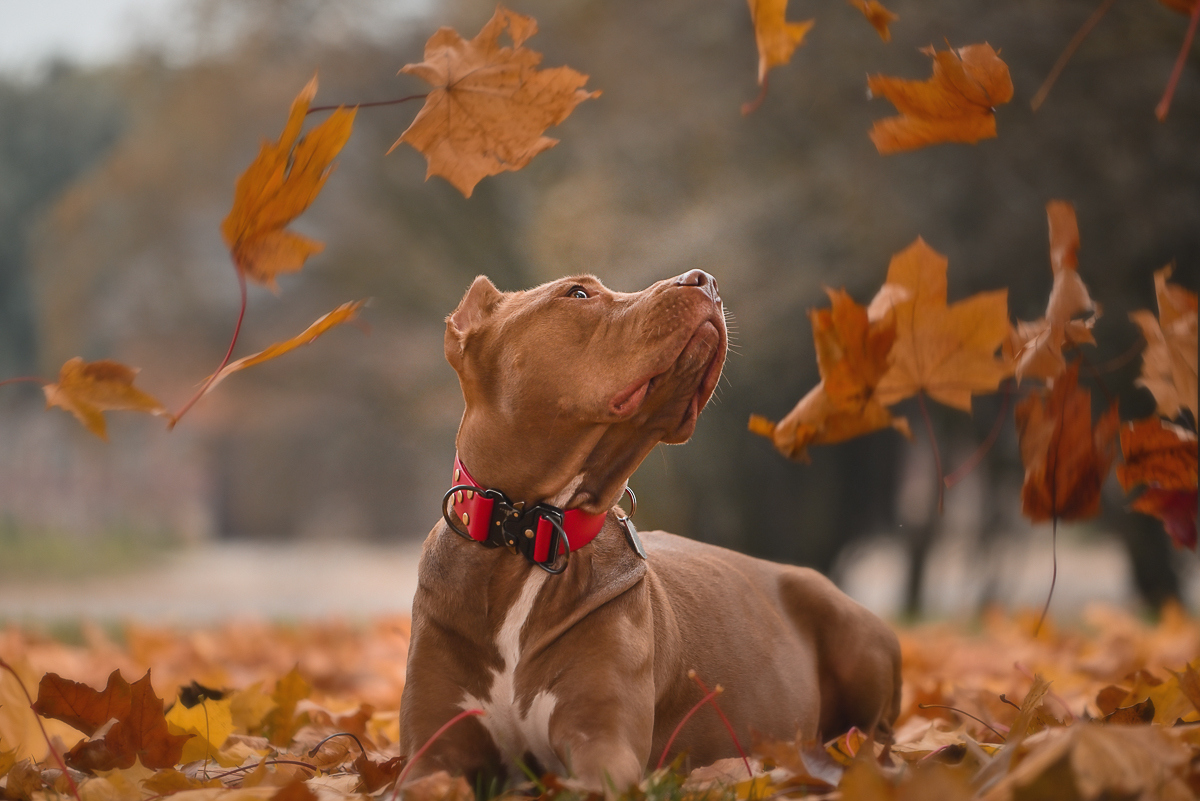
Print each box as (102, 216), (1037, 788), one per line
(747, 0), (814, 85)
(43, 358), (169, 440)
(165, 697), (234, 763)
(229, 683), (276, 734)
(393, 6), (599, 198)
(221, 75), (356, 289)
(199, 301), (366, 398)
(873, 238), (1010, 412)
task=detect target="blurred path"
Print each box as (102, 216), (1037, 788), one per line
(0, 541), (424, 623)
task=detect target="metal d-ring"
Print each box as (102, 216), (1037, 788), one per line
(618, 486), (637, 519)
(442, 484), (483, 540)
(535, 514), (571, 575)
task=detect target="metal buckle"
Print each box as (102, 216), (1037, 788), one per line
(444, 483), (572, 573)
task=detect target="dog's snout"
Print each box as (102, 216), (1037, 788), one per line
(675, 269), (720, 302)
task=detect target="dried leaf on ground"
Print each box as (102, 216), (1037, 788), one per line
(32, 670), (132, 737)
(220, 76), (356, 289)
(57, 671), (191, 772)
(42, 358), (169, 440)
(1129, 265), (1198, 421)
(848, 0), (898, 41)
(198, 300), (367, 398)
(164, 695), (233, 763)
(750, 286), (910, 460)
(1006, 201), (1100, 383)
(392, 6), (599, 198)
(1015, 363), (1119, 522)
(1117, 417), (1198, 549)
(747, 0), (814, 85)
(872, 238), (1010, 412)
(867, 43), (1013, 154)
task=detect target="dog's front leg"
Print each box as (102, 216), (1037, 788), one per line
(542, 604), (656, 794)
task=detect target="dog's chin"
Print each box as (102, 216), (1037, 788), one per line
(661, 320), (726, 444)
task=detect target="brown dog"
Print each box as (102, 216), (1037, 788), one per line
(399, 271), (900, 792)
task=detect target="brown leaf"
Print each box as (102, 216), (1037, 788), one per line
(43, 358), (169, 440)
(400, 771), (474, 801)
(750, 287), (910, 461)
(873, 238), (1011, 412)
(848, 0), (898, 41)
(32, 671), (132, 737)
(747, 0), (814, 85)
(1131, 488), (1198, 550)
(1101, 698), (1155, 724)
(199, 300), (367, 398)
(3, 759), (43, 801)
(269, 779), (318, 801)
(393, 7), (599, 198)
(264, 668), (311, 747)
(1015, 364), (1119, 522)
(1118, 417), (1198, 550)
(1006, 201), (1100, 383)
(64, 671), (190, 773)
(1129, 265), (1198, 421)
(868, 43), (1013, 154)
(353, 754), (404, 794)
(220, 76), (356, 289)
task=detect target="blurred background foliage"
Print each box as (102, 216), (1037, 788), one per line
(0, 0), (1196, 615)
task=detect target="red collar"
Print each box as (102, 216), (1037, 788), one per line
(446, 455), (607, 570)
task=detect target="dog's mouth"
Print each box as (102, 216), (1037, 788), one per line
(607, 312), (727, 432)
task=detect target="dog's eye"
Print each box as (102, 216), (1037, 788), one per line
(567, 286), (589, 299)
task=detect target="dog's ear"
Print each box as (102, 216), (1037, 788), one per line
(445, 275), (502, 368)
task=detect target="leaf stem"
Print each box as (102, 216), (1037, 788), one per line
(945, 380), (1012, 490)
(390, 709), (483, 801)
(688, 671), (752, 778)
(306, 95), (427, 116)
(657, 687), (723, 771)
(1035, 517), (1058, 637)
(1031, 0), (1118, 111)
(0, 376), (47, 389)
(741, 75), (769, 116)
(171, 268), (248, 428)
(1156, 0), (1200, 121)
(0, 658), (82, 801)
(916, 392), (945, 515)
(917, 703), (1007, 742)
(308, 731), (366, 758)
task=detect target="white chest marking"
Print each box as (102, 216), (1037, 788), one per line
(460, 570), (562, 774)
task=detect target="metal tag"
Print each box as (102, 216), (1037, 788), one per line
(618, 516), (647, 560)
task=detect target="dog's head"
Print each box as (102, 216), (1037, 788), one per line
(445, 271), (727, 514)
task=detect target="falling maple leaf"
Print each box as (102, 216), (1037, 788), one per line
(391, 6), (599, 198)
(1117, 416), (1198, 549)
(42, 358), (169, 440)
(747, 0), (814, 86)
(867, 43), (1013, 154)
(749, 286), (910, 461)
(872, 238), (1010, 412)
(848, 0), (898, 41)
(1006, 200), (1101, 383)
(221, 76), (356, 290)
(1129, 265), (1198, 422)
(196, 300), (367, 398)
(1015, 363), (1119, 522)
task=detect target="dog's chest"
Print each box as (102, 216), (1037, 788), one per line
(459, 570), (563, 774)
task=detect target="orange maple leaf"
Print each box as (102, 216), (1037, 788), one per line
(872, 238), (1010, 412)
(748, 0), (814, 86)
(848, 0), (898, 41)
(220, 76), (356, 289)
(43, 358), (169, 440)
(197, 300), (367, 398)
(1118, 417), (1198, 550)
(1006, 200), (1100, 383)
(392, 6), (600, 198)
(749, 286), (911, 461)
(1129, 265), (1198, 422)
(867, 43), (1013, 154)
(1015, 363), (1120, 522)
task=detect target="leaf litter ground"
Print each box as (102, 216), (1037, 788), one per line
(2, 606), (1198, 801)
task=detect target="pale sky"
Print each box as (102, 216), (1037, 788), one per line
(0, 0), (187, 75)
(0, 0), (431, 78)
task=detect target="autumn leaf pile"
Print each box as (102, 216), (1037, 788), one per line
(1, 607), (1198, 801)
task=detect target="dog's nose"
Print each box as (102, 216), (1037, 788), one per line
(675, 269), (720, 302)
